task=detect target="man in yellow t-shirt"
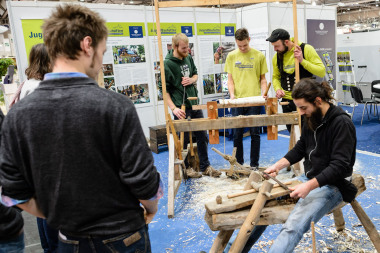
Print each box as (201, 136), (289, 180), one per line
(266, 28), (325, 132)
(224, 28), (268, 169)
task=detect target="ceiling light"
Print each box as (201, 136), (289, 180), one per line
(338, 2), (345, 6)
(347, 8), (350, 10)
(376, 4), (379, 6)
(343, 11), (346, 13)
(312, 0), (316, 5)
(359, 8), (362, 11)
(129, 0), (134, 3)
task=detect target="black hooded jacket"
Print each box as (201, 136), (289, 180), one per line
(284, 104), (357, 202)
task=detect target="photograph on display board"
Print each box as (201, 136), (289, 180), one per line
(112, 45), (146, 64)
(213, 42), (235, 64)
(117, 84), (150, 104)
(203, 74), (215, 95)
(102, 64), (114, 76)
(221, 73), (228, 92)
(215, 73), (222, 93)
(154, 61), (160, 72)
(104, 77), (115, 90)
(155, 73), (163, 101)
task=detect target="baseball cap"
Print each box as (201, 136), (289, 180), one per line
(266, 29), (290, 42)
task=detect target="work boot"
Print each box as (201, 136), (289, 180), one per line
(202, 166), (222, 178)
(186, 168), (202, 178)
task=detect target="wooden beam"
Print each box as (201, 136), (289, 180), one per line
(205, 203), (296, 231)
(158, 0), (291, 8)
(173, 112), (299, 132)
(154, 0), (172, 149)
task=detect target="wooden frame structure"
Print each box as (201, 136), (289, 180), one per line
(154, 0), (303, 218)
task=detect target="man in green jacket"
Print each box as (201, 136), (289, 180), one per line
(162, 33), (220, 178)
(266, 28), (326, 132)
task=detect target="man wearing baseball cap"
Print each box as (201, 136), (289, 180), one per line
(266, 28), (325, 132)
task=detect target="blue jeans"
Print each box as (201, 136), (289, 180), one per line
(174, 109), (210, 172)
(228, 175), (343, 253)
(58, 225), (151, 253)
(0, 232), (24, 253)
(232, 106), (262, 167)
(37, 218), (58, 253)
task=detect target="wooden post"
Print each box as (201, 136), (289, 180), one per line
(266, 98), (278, 140)
(229, 181), (273, 253)
(207, 101), (219, 144)
(332, 208), (345, 231)
(167, 134), (176, 218)
(154, 0), (171, 147)
(350, 199), (380, 252)
(209, 230), (234, 253)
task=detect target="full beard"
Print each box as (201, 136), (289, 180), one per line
(304, 106), (323, 131)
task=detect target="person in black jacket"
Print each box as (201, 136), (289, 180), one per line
(229, 79), (357, 253)
(0, 110), (24, 253)
(0, 4), (162, 253)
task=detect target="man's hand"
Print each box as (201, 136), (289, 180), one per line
(294, 45), (303, 63)
(181, 77), (194, 86)
(140, 199), (158, 224)
(172, 108), (186, 119)
(230, 94), (235, 100)
(289, 178), (319, 199)
(275, 89), (285, 99)
(264, 165), (279, 178)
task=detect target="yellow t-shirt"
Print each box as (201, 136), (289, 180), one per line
(224, 48), (268, 98)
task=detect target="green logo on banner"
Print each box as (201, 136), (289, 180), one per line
(197, 23), (236, 36)
(147, 23), (194, 36)
(106, 22), (145, 37)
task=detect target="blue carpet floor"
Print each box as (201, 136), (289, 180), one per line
(148, 104), (379, 253)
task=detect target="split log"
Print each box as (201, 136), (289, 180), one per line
(205, 200), (297, 231)
(205, 180), (301, 215)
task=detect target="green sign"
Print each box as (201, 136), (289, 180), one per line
(106, 22), (146, 37)
(147, 23), (194, 36)
(21, 19), (44, 58)
(197, 23), (236, 35)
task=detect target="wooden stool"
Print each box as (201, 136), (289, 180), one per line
(149, 124), (167, 154)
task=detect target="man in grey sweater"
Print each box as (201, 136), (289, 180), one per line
(0, 4), (162, 253)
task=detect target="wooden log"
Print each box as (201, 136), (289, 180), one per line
(205, 180), (301, 215)
(192, 102), (266, 110)
(229, 181), (273, 252)
(350, 199), (380, 252)
(205, 203), (296, 231)
(172, 112), (299, 132)
(209, 230), (234, 253)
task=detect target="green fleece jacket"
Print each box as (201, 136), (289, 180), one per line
(161, 50), (198, 109)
